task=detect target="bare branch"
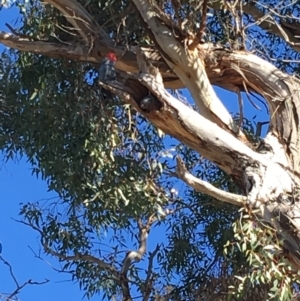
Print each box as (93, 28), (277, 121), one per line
(136, 48), (163, 84)
(131, 0), (244, 138)
(120, 220), (150, 301)
(170, 0), (182, 29)
(28, 246), (74, 276)
(0, 256), (19, 288)
(174, 156), (246, 207)
(120, 224), (149, 276)
(104, 72), (295, 213)
(5, 23), (29, 38)
(142, 245), (160, 301)
(256, 121), (269, 137)
(0, 31), (92, 59)
(146, 0), (184, 37)
(1, 22), (294, 99)
(0, 255), (49, 300)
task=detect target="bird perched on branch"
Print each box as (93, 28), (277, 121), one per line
(98, 52), (117, 99)
(99, 52), (117, 83)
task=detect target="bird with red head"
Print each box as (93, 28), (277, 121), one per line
(98, 52), (117, 83)
(98, 52), (117, 100)
(106, 52), (117, 63)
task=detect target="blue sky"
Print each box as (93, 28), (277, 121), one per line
(0, 156), (86, 301)
(0, 3), (269, 301)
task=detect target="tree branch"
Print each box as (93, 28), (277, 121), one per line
(173, 156), (246, 206)
(189, 0), (208, 49)
(43, 0), (110, 44)
(243, 1), (300, 52)
(0, 31), (91, 58)
(0, 255), (49, 300)
(15, 220), (119, 279)
(131, 0), (242, 137)
(0, 30), (182, 89)
(111, 76), (242, 158)
(142, 245), (160, 301)
(1, 19), (295, 99)
(105, 73), (261, 175)
(120, 219), (150, 301)
(105, 72), (295, 209)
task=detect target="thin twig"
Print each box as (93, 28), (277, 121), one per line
(13, 219), (119, 278)
(0, 255), (49, 301)
(242, 81), (262, 110)
(28, 246), (74, 275)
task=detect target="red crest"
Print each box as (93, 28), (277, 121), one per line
(106, 52), (117, 62)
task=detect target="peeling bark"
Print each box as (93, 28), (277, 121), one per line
(131, 0), (242, 136)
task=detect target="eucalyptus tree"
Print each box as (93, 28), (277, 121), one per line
(1, 0), (300, 300)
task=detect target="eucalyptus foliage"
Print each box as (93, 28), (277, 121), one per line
(1, 0), (300, 300)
